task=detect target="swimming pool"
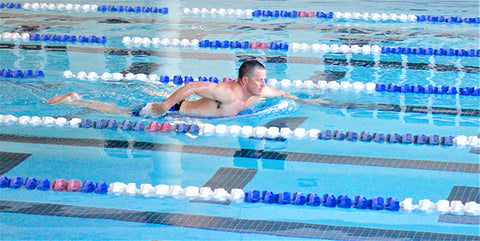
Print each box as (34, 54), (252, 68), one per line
(0, 0), (479, 240)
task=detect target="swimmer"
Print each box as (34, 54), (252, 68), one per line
(47, 60), (329, 117)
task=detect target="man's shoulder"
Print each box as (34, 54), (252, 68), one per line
(214, 82), (240, 101)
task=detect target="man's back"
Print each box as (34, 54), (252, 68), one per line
(178, 81), (260, 117)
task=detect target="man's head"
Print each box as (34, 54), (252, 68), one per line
(238, 60), (267, 96)
(238, 60), (265, 79)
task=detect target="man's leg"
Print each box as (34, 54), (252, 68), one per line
(46, 92), (131, 115)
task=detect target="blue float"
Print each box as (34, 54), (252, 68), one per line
(95, 181), (109, 194)
(231, 41), (242, 48)
(245, 189), (261, 203)
(270, 42), (279, 49)
(80, 119), (93, 128)
(209, 77), (219, 83)
(322, 194), (337, 207)
(375, 83), (386, 91)
(9, 176), (25, 189)
(354, 196), (368, 209)
(319, 129), (332, 140)
(337, 195), (352, 208)
(12, 69), (23, 78)
(24, 177), (38, 190)
(292, 192), (306, 205)
(187, 124), (200, 134)
(176, 123), (188, 133)
(373, 132), (385, 143)
(386, 133), (400, 143)
(36, 178), (50, 191)
(345, 131), (358, 141)
(81, 180), (96, 193)
(262, 190), (276, 204)
(414, 134), (428, 144)
(441, 135), (454, 146)
(159, 75), (169, 83)
(0, 176), (10, 188)
(333, 130), (345, 140)
(400, 84), (410, 93)
(412, 84), (424, 93)
(428, 134), (440, 145)
(34, 70), (44, 78)
(277, 191), (291, 204)
(23, 69), (34, 78)
(369, 196), (384, 210)
(360, 131), (372, 142)
(49, 34), (58, 41)
(122, 120), (134, 130)
(385, 197), (400, 211)
(94, 119), (108, 129)
(184, 75), (194, 84)
(435, 85), (447, 94)
(307, 193), (321, 206)
(401, 133), (413, 144)
(446, 86), (457, 95)
(459, 87), (471, 95)
(133, 121), (145, 131)
(173, 75), (183, 85)
(107, 119), (119, 129)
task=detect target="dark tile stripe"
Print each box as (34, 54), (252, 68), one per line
(202, 167), (257, 192)
(446, 186), (480, 204)
(470, 148), (480, 154)
(1, 134), (478, 173)
(193, 167), (257, 205)
(264, 117), (309, 130)
(1, 200), (478, 241)
(438, 186), (480, 225)
(0, 134), (480, 173)
(0, 151), (31, 175)
(438, 215), (480, 225)
(1, 43), (479, 73)
(339, 103), (479, 117)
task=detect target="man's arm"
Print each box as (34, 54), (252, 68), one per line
(261, 86), (298, 99)
(261, 86), (330, 105)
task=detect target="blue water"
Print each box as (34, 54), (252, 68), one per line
(1, 0), (479, 240)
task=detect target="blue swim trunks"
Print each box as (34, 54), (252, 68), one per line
(131, 100), (184, 117)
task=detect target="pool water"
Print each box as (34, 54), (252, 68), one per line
(0, 0), (479, 240)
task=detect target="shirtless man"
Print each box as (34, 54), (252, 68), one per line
(47, 60), (303, 117)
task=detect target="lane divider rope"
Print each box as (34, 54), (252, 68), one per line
(182, 7), (480, 24)
(1, 114), (479, 147)
(0, 2), (168, 14)
(120, 37), (480, 57)
(1, 68), (44, 78)
(0, 32), (107, 44)
(61, 71), (480, 96)
(1, 175), (479, 216)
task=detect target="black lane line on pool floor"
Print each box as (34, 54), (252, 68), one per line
(1, 43), (480, 73)
(1, 200), (478, 241)
(438, 186), (480, 225)
(0, 151), (32, 175)
(470, 148), (480, 154)
(1, 133), (479, 174)
(191, 167), (258, 205)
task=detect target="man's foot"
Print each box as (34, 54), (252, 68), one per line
(46, 92), (81, 105)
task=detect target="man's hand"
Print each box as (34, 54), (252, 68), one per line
(151, 102), (168, 116)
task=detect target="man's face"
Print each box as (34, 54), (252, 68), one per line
(245, 68), (266, 96)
